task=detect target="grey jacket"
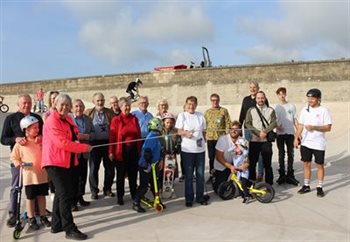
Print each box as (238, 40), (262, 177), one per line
(245, 105), (277, 142)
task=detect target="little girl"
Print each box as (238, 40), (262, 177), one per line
(10, 116), (51, 230)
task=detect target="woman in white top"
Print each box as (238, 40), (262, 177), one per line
(175, 96), (209, 207)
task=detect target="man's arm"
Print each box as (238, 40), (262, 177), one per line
(305, 124), (332, 132)
(294, 123), (304, 148)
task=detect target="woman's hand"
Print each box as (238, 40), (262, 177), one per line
(109, 153), (114, 161)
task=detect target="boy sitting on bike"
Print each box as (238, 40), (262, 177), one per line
(132, 118), (166, 213)
(228, 136), (251, 204)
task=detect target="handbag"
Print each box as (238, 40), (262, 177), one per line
(255, 107), (276, 142)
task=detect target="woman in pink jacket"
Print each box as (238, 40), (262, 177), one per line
(42, 93), (91, 241)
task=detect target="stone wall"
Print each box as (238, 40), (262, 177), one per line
(1, 59), (349, 112)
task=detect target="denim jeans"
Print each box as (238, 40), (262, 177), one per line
(9, 166), (20, 217)
(181, 151), (205, 203)
(244, 128), (264, 177)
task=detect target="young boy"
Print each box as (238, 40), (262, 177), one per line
(10, 116), (51, 230)
(133, 118), (166, 213)
(275, 87), (299, 185)
(228, 130), (250, 204)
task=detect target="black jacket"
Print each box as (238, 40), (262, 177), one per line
(239, 95), (269, 127)
(1, 112), (43, 150)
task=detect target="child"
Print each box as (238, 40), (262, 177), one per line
(126, 78), (142, 101)
(132, 118), (165, 213)
(10, 116), (51, 230)
(160, 113), (181, 186)
(228, 136), (250, 204)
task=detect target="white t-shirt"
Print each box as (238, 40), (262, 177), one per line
(299, 105), (332, 150)
(275, 102), (297, 135)
(214, 135), (248, 172)
(175, 111), (206, 153)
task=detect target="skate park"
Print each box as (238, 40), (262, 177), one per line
(0, 60), (349, 242)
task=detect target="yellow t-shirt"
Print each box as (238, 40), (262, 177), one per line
(10, 140), (48, 186)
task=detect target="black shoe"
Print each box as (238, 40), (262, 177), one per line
(286, 176), (300, 186)
(185, 201), (193, 207)
(90, 194), (99, 200)
(242, 196), (251, 204)
(117, 197), (124, 205)
(159, 202), (167, 209)
(103, 190), (115, 197)
(71, 204), (79, 212)
(206, 176), (213, 185)
(298, 185), (311, 194)
(132, 203), (146, 213)
(276, 175), (286, 185)
(29, 217), (40, 230)
(45, 209), (52, 217)
(66, 228), (88, 240)
(51, 227), (63, 234)
(40, 216), (51, 227)
(78, 198), (90, 207)
(198, 200), (208, 205)
(316, 187), (325, 197)
(203, 194), (210, 201)
(6, 216), (16, 227)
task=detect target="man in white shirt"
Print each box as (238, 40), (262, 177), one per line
(294, 89), (332, 197)
(275, 87), (299, 186)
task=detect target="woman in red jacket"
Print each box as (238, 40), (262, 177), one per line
(109, 97), (142, 205)
(42, 93), (91, 241)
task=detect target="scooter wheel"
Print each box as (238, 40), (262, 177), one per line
(156, 204), (164, 212)
(13, 229), (21, 240)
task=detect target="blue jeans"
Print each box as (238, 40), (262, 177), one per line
(9, 166), (20, 217)
(181, 151), (205, 203)
(244, 128), (264, 177)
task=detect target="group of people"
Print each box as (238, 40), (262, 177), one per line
(1, 81), (332, 240)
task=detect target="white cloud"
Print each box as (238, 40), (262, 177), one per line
(235, 1), (349, 63)
(236, 45), (301, 63)
(63, 2), (213, 67)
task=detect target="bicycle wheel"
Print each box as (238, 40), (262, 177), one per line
(217, 181), (235, 200)
(0, 104), (9, 113)
(254, 182), (275, 203)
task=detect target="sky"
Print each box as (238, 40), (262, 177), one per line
(0, 0), (349, 84)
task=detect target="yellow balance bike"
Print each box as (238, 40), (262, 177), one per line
(140, 162), (164, 212)
(217, 171), (275, 203)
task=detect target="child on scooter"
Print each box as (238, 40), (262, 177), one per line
(133, 118), (166, 213)
(10, 116), (51, 230)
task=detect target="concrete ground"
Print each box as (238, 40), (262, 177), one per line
(0, 102), (349, 242)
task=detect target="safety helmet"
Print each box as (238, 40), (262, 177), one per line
(20, 115), (39, 131)
(306, 88), (321, 99)
(148, 118), (163, 133)
(136, 78), (143, 85)
(161, 112), (175, 121)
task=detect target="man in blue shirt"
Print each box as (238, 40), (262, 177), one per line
(132, 96), (153, 138)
